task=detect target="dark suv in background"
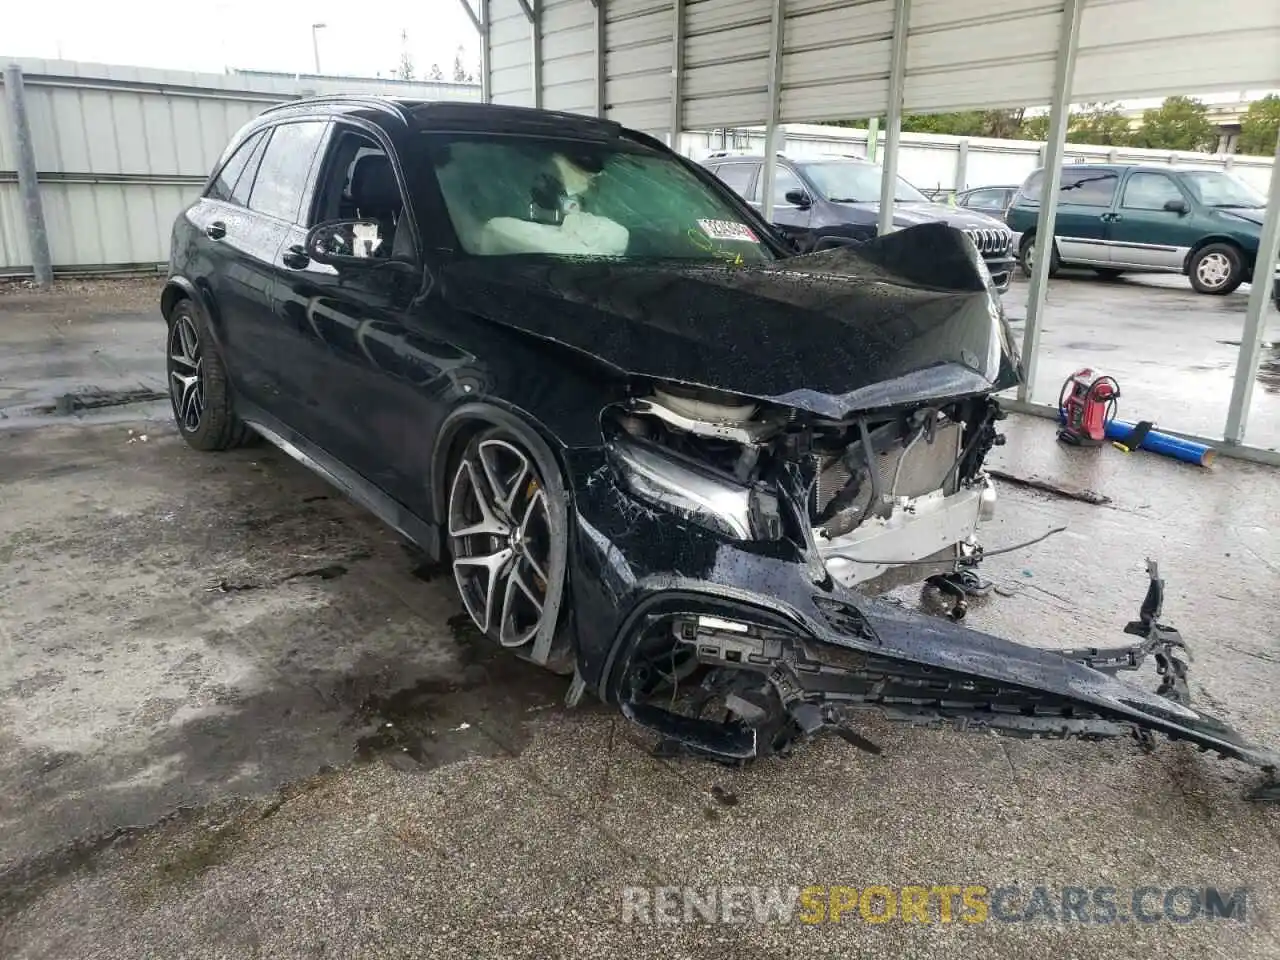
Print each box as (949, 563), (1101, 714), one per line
(1005, 163), (1278, 297)
(703, 152), (1016, 291)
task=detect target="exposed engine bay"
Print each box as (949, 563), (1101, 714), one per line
(604, 381), (1001, 592)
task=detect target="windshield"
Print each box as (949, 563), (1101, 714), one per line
(1179, 171), (1266, 209)
(798, 161), (928, 204)
(426, 134), (775, 264)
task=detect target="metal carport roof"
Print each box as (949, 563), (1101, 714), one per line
(455, 0), (1280, 458)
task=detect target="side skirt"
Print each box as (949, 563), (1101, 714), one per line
(238, 401), (441, 561)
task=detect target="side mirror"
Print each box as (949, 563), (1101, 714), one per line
(305, 218), (390, 266)
(784, 188), (812, 209)
(1163, 198), (1188, 215)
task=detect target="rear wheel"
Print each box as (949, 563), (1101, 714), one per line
(166, 299), (252, 451)
(447, 429), (565, 649)
(1018, 233), (1059, 279)
(1188, 243), (1243, 295)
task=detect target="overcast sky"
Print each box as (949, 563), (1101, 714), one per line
(8, 0), (480, 81)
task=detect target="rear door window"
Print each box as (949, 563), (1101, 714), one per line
(1058, 169), (1119, 207)
(248, 120), (330, 224)
(962, 188), (1003, 210)
(207, 130), (265, 204)
(708, 162), (757, 200)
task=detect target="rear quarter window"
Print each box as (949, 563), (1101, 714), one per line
(1016, 168), (1119, 207)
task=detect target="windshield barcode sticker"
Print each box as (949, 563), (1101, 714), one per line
(697, 219), (758, 243)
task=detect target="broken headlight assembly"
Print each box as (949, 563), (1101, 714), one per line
(608, 438), (781, 540)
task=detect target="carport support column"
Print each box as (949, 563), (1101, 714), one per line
(516, 0), (541, 108)
(456, 0), (491, 103)
(1223, 132), (1280, 444)
(481, 0), (492, 104)
(669, 0), (685, 147)
(3, 64), (53, 287)
(759, 0), (787, 221)
(1016, 0), (1083, 403)
(592, 0), (605, 118)
(877, 0), (910, 236)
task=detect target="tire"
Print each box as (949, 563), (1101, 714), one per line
(1188, 243), (1244, 295)
(1018, 233), (1059, 279)
(446, 427), (568, 651)
(165, 299), (253, 451)
(1092, 268), (1125, 280)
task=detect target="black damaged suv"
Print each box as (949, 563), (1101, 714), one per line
(159, 97), (1280, 780)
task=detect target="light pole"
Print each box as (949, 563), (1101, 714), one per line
(311, 23), (326, 74)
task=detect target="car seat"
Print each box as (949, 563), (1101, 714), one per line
(349, 154), (415, 260)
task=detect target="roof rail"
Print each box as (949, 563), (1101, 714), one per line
(704, 149), (787, 159)
(259, 94), (410, 122)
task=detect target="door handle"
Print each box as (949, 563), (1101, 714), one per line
(282, 244), (310, 270)
(205, 221), (227, 240)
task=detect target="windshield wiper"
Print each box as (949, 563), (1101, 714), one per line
(1211, 202), (1263, 209)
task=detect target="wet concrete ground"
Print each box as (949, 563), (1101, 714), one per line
(2, 280), (1280, 958)
(1002, 271), (1280, 451)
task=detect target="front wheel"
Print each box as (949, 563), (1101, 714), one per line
(447, 429), (566, 650)
(1188, 243), (1244, 295)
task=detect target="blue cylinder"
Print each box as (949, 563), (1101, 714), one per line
(1056, 408), (1217, 465)
(1104, 418), (1217, 466)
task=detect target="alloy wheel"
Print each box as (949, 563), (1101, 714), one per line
(168, 313), (204, 432)
(1195, 252), (1232, 290)
(448, 438), (553, 648)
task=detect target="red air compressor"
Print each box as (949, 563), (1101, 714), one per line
(1057, 369), (1119, 446)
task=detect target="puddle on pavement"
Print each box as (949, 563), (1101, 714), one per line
(1214, 340), (1280, 392)
(1258, 345), (1280, 393)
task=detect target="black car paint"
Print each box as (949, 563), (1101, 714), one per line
(164, 97), (1279, 786)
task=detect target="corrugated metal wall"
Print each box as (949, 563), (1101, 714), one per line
(605, 0), (673, 132)
(490, 0), (536, 106)
(541, 0), (598, 113)
(486, 0), (1280, 134)
(0, 58), (479, 275)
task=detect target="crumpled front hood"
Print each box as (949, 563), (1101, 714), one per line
(442, 223), (1022, 419)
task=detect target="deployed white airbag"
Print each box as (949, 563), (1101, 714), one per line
(477, 211), (629, 257)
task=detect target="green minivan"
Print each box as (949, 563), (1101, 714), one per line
(1005, 163), (1276, 297)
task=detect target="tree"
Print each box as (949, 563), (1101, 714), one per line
(427, 62), (444, 82)
(1237, 94), (1280, 156)
(1066, 102), (1132, 145)
(395, 51), (415, 81)
(1130, 96), (1217, 152)
(452, 46), (474, 83)
(1014, 113), (1050, 141)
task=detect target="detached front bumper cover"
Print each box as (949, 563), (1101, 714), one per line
(615, 561), (1280, 799)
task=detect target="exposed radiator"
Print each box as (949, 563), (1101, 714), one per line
(813, 421), (963, 537)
